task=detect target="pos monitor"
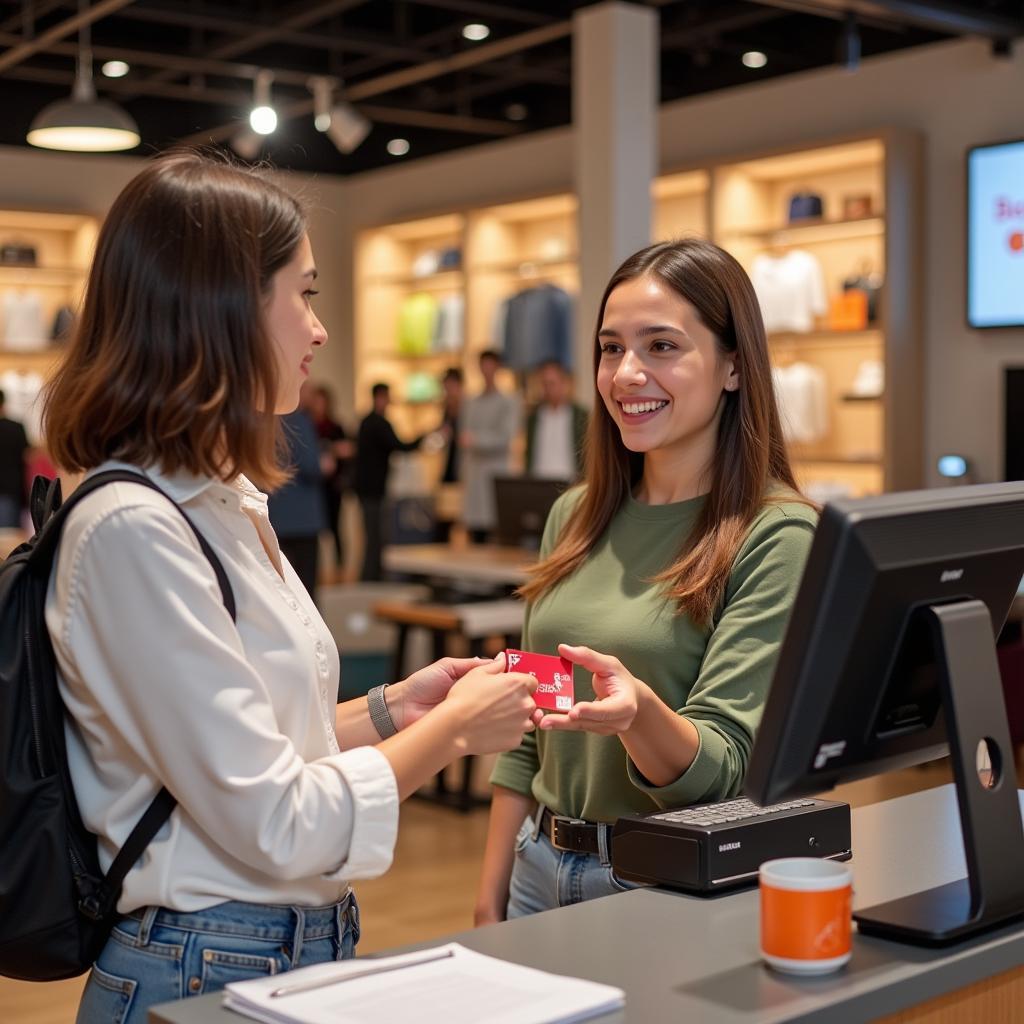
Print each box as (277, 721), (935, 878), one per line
(745, 483), (1024, 946)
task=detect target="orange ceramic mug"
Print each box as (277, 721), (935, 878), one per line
(760, 858), (852, 975)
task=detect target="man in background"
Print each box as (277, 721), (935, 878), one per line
(354, 382), (426, 581)
(434, 367), (464, 544)
(461, 350), (520, 544)
(525, 360), (587, 481)
(438, 367), (463, 486)
(0, 389), (28, 529)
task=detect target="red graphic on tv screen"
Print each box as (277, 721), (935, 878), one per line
(1010, 232), (1024, 253)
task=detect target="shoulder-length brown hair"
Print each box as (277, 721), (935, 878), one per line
(44, 150), (305, 488)
(520, 237), (806, 624)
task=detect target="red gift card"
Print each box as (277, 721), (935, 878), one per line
(504, 649), (575, 713)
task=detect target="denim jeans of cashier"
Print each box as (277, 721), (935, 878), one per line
(505, 812), (646, 918)
(77, 893), (359, 1024)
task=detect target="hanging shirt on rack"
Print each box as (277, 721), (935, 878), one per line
(432, 294), (464, 353)
(772, 361), (829, 445)
(495, 284), (573, 370)
(396, 292), (438, 356)
(2, 290), (46, 351)
(751, 250), (827, 334)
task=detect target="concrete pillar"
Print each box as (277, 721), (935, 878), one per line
(573, 1), (658, 402)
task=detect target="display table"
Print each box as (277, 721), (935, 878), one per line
(150, 784), (1024, 1023)
(381, 542), (535, 587)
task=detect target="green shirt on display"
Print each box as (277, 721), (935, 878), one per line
(489, 487), (818, 822)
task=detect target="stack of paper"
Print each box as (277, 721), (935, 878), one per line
(222, 942), (624, 1024)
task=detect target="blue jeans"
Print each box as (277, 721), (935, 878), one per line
(77, 893), (359, 1024)
(506, 811), (647, 919)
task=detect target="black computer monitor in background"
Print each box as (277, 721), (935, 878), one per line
(745, 483), (1024, 946)
(493, 476), (568, 550)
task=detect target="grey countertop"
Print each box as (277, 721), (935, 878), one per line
(150, 784), (1024, 1023)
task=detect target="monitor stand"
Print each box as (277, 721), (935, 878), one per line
(854, 600), (1024, 946)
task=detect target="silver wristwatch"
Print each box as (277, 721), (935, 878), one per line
(367, 684), (398, 739)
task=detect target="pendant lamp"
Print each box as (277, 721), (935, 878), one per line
(27, 5), (139, 152)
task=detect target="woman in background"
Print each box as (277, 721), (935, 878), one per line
(475, 238), (817, 923)
(307, 382), (354, 572)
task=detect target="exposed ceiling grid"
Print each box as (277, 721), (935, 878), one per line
(0, 0), (1020, 175)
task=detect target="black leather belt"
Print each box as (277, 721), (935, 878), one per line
(540, 808), (610, 855)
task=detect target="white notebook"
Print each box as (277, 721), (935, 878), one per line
(222, 942), (624, 1024)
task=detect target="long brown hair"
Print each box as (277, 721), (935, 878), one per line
(519, 237), (805, 624)
(44, 150), (306, 488)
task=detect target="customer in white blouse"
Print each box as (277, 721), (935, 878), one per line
(41, 152), (540, 1024)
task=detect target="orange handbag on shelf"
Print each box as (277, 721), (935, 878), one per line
(827, 289), (868, 331)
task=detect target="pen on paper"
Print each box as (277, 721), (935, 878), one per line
(269, 948), (456, 998)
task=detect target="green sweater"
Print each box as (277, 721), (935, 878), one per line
(490, 488), (817, 821)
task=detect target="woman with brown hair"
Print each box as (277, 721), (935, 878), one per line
(475, 238), (818, 923)
(43, 152), (539, 1024)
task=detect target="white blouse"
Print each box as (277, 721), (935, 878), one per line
(45, 461), (399, 913)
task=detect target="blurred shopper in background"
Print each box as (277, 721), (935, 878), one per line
(0, 388), (28, 528)
(525, 360), (588, 481)
(461, 350), (520, 543)
(354, 382), (427, 580)
(307, 381), (355, 573)
(268, 403), (328, 600)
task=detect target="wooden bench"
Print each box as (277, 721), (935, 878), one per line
(372, 598), (525, 812)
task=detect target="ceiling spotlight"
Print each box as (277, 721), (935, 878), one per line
(249, 70), (277, 135)
(27, 7), (139, 152)
(742, 51), (767, 69)
(504, 102), (528, 122)
(462, 23), (490, 42)
(310, 76), (371, 153)
(311, 76), (333, 132)
(101, 59), (129, 78)
(387, 138), (410, 157)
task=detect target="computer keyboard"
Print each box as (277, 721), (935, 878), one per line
(649, 797), (817, 828)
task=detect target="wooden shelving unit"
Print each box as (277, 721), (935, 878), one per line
(713, 134), (921, 496)
(0, 208), (98, 445)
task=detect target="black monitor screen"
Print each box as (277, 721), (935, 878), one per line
(746, 483), (1024, 805)
(493, 476), (568, 549)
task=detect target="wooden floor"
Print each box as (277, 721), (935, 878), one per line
(1, 758), (987, 1023)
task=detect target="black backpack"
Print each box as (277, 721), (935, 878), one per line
(0, 470), (236, 981)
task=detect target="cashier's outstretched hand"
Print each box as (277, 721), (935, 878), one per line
(538, 644), (640, 736)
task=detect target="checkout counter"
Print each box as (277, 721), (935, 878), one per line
(150, 784), (1024, 1023)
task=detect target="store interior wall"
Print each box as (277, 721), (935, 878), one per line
(1, 37), (1021, 487)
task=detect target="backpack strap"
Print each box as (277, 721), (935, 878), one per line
(28, 469), (238, 921)
(29, 470), (236, 620)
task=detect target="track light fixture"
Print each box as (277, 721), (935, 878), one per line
(249, 70), (277, 135)
(309, 76), (371, 154)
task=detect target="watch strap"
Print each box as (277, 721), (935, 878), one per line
(367, 684), (398, 740)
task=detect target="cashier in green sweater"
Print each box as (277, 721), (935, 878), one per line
(475, 237), (818, 922)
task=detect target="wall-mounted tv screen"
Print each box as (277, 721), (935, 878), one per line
(968, 139), (1024, 329)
